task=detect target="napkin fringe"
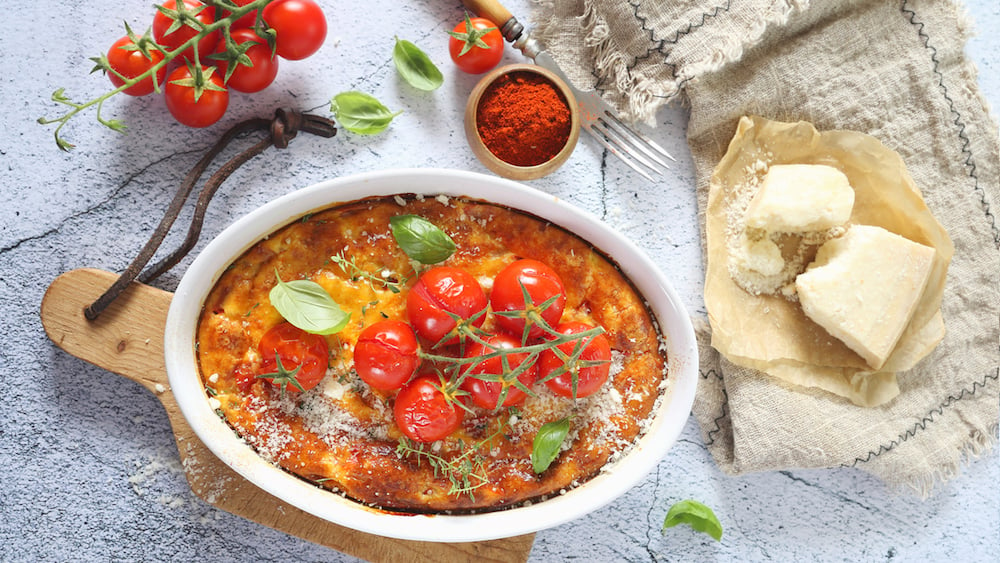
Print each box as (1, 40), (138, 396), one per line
(900, 421), (998, 499)
(544, 0), (807, 124)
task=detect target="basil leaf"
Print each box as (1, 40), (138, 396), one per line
(390, 214), (456, 264)
(531, 417), (571, 473)
(392, 37), (443, 91)
(330, 91), (402, 135)
(269, 275), (350, 335)
(662, 499), (723, 541)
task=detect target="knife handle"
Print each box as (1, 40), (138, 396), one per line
(461, 0), (514, 32)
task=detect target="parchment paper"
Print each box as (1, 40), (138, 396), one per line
(704, 116), (954, 407)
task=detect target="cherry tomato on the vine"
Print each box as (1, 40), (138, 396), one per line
(262, 0), (327, 60)
(407, 266), (488, 346)
(447, 15), (504, 74)
(256, 322), (330, 393)
(461, 333), (538, 410)
(221, 0), (258, 29)
(354, 320), (420, 391)
(152, 0), (220, 62)
(105, 35), (166, 96)
(490, 259), (567, 340)
(394, 373), (464, 443)
(164, 64), (229, 127)
(214, 28), (279, 93)
(539, 322), (612, 399)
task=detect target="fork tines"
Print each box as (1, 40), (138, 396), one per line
(589, 111), (676, 181)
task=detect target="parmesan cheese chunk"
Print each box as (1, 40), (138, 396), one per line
(731, 234), (785, 276)
(746, 164), (855, 232)
(795, 225), (935, 370)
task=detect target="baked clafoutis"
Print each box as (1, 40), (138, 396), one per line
(196, 194), (671, 513)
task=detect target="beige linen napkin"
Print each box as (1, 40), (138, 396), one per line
(532, 0), (999, 495)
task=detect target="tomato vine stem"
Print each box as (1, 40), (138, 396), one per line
(418, 307), (608, 410)
(37, 0), (275, 151)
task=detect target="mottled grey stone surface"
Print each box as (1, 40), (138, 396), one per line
(1, 1), (996, 561)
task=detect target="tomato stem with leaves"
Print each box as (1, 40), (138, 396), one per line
(449, 12), (496, 57)
(419, 316), (607, 410)
(447, 13), (504, 74)
(256, 353), (305, 397)
(38, 0), (272, 150)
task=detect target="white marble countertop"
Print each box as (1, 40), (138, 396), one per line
(2, 0), (996, 561)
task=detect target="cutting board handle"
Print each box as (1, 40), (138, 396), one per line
(41, 268), (534, 562)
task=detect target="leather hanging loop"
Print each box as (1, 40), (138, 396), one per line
(84, 109), (337, 320)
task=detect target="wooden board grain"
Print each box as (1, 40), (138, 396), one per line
(40, 268), (535, 563)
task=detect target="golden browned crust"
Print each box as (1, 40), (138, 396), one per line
(196, 195), (668, 512)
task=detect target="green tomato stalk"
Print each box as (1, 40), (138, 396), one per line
(37, 0), (276, 151)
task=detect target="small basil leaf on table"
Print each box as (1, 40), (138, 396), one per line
(532, 417), (571, 473)
(662, 499), (723, 541)
(390, 214), (456, 264)
(270, 275), (350, 335)
(392, 37), (443, 91)
(330, 91), (402, 135)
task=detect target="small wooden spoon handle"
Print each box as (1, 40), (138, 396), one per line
(40, 268), (534, 562)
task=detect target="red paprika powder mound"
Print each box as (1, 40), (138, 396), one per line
(476, 71), (572, 167)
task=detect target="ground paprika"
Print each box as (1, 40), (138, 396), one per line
(475, 71), (572, 167)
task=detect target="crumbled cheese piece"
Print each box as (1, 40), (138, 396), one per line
(320, 378), (348, 402)
(746, 164), (855, 232)
(795, 225), (935, 370)
(730, 234), (785, 276)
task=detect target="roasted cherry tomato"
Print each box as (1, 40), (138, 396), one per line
(214, 28), (279, 93)
(105, 35), (166, 96)
(262, 0), (327, 60)
(447, 15), (504, 74)
(164, 64), (228, 127)
(460, 333), (538, 410)
(394, 373), (464, 443)
(232, 361), (257, 393)
(354, 320), (420, 391)
(406, 266), (488, 346)
(490, 259), (566, 339)
(257, 322), (329, 393)
(152, 0), (220, 62)
(538, 322), (612, 399)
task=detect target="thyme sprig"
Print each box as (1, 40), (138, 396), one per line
(396, 420), (509, 499)
(330, 251), (413, 294)
(38, 0), (274, 151)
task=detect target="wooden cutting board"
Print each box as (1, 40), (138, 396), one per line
(41, 268), (535, 562)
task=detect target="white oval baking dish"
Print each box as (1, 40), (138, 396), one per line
(164, 168), (698, 543)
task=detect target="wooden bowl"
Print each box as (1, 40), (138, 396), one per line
(464, 64), (580, 181)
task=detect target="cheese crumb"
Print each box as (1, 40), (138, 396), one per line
(730, 233), (785, 276)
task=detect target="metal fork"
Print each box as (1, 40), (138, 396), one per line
(462, 0), (676, 181)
